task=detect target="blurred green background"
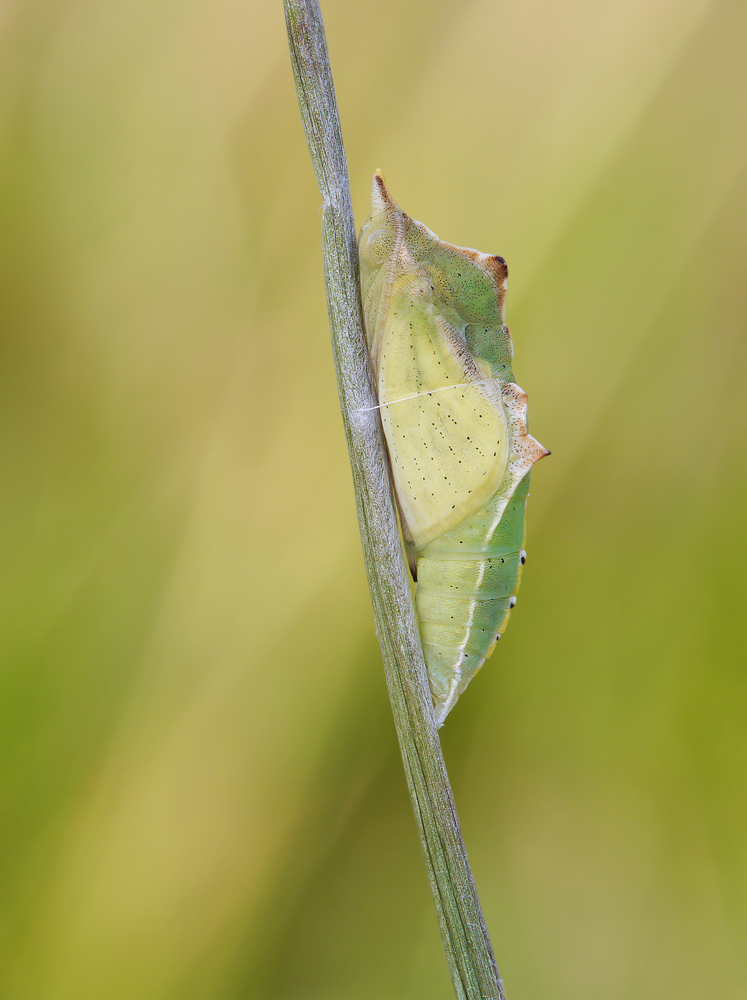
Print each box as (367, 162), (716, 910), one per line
(1, 0), (746, 997)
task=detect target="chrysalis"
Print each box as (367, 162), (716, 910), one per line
(359, 172), (548, 726)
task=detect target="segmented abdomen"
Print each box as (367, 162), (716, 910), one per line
(415, 474), (530, 725)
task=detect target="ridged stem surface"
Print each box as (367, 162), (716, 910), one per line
(283, 2), (504, 996)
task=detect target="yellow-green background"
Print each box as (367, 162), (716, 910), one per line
(1, 0), (745, 997)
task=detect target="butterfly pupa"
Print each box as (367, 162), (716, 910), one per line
(359, 171), (548, 726)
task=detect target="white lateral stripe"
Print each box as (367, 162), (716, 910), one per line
(355, 376), (501, 413)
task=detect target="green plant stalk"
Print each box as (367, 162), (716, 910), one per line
(283, 2), (504, 996)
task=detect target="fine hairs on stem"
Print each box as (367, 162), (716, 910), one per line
(283, 1), (505, 996)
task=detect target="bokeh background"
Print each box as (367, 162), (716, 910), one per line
(2, 0), (746, 997)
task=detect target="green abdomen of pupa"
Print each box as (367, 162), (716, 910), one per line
(415, 474), (530, 724)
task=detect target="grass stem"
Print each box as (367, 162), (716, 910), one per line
(283, 3), (504, 995)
